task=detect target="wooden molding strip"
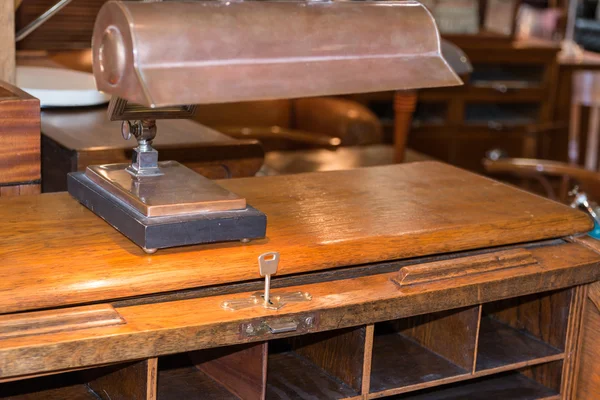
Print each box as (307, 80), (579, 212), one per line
(587, 281), (600, 313)
(0, 304), (125, 340)
(393, 249), (537, 287)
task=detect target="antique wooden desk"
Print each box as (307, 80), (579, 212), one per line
(0, 162), (598, 399)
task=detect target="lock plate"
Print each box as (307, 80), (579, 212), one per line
(221, 291), (312, 311)
(240, 313), (318, 339)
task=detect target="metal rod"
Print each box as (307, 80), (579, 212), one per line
(15, 0), (74, 42)
(264, 275), (271, 305)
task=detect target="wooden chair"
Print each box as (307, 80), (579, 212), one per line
(484, 70), (600, 203)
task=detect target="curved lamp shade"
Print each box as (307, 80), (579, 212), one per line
(92, 0), (462, 108)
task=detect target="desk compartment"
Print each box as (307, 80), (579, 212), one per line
(476, 289), (570, 373)
(369, 306), (480, 397)
(0, 286), (576, 400)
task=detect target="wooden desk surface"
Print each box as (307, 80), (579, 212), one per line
(0, 162), (592, 314)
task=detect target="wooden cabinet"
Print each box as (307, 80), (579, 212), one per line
(0, 80), (40, 197)
(0, 162), (596, 399)
(409, 37), (560, 174)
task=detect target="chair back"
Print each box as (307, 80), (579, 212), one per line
(569, 70), (600, 171)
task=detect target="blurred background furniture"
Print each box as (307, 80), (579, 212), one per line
(484, 70), (600, 201)
(408, 36), (560, 174)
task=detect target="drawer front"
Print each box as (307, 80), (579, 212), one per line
(0, 242), (597, 381)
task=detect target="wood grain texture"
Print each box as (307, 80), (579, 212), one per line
(562, 284), (587, 400)
(86, 358), (157, 400)
(519, 361), (564, 394)
(476, 317), (563, 371)
(0, 242), (596, 380)
(369, 328), (469, 394)
(575, 295), (600, 399)
(386, 372), (559, 400)
(0, 80), (40, 185)
(484, 288), (572, 350)
(157, 355), (238, 400)
(292, 326), (366, 392)
(191, 342), (267, 400)
(395, 306), (480, 371)
(394, 249), (536, 287)
(0, 184), (40, 197)
(0, 304), (124, 340)
(15, 0), (106, 50)
(266, 351), (359, 399)
(0, 162), (593, 314)
(0, 0), (15, 84)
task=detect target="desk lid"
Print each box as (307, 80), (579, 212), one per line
(0, 162), (592, 314)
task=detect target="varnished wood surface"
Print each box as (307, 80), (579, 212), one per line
(0, 304), (124, 340)
(387, 372), (559, 400)
(192, 343), (266, 400)
(0, 80), (40, 185)
(0, 185), (39, 197)
(0, 162), (593, 314)
(86, 359), (157, 400)
(292, 326), (366, 392)
(157, 355), (237, 400)
(575, 295), (600, 399)
(369, 329), (469, 393)
(396, 306), (480, 371)
(475, 317), (562, 371)
(266, 351), (358, 399)
(395, 249), (536, 287)
(0, 242), (596, 380)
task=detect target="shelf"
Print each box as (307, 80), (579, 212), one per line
(370, 332), (468, 393)
(0, 373), (96, 400)
(476, 317), (563, 372)
(157, 355), (238, 400)
(381, 372), (559, 399)
(464, 103), (540, 126)
(266, 351), (359, 399)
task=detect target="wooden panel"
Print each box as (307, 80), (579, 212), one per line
(86, 358), (157, 400)
(292, 326), (367, 392)
(16, 0), (107, 50)
(0, 304), (124, 340)
(0, 371), (97, 399)
(394, 249), (536, 287)
(0, 81), (40, 185)
(0, 184), (40, 197)
(0, 162), (593, 314)
(0, 0), (15, 84)
(266, 351), (359, 399)
(476, 317), (563, 371)
(157, 355), (237, 400)
(519, 361), (564, 394)
(575, 295), (600, 399)
(0, 242), (597, 379)
(190, 342), (266, 400)
(387, 372), (559, 400)
(369, 329), (469, 394)
(395, 306), (480, 371)
(0, 186), (19, 197)
(484, 288), (572, 350)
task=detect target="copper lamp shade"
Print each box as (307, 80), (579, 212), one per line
(92, 0), (462, 108)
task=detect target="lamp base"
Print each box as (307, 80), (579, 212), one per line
(67, 167), (266, 252)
